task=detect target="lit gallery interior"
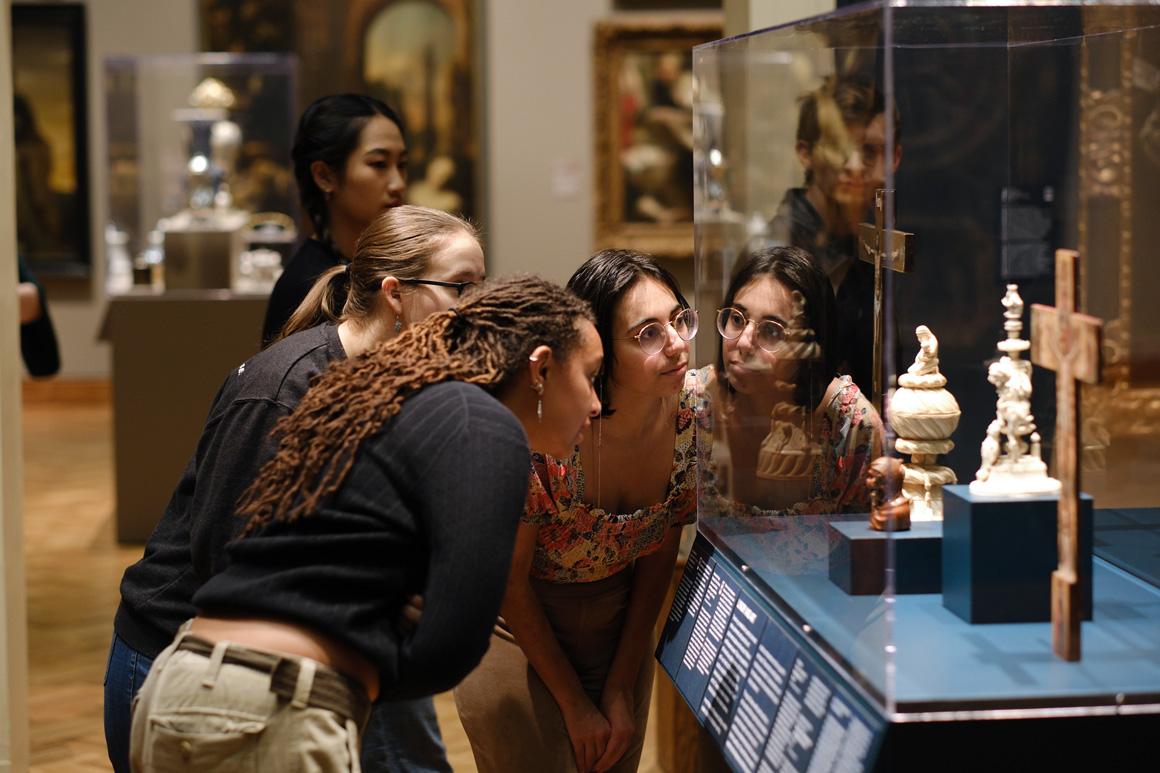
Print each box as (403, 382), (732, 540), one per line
(3, 1), (1160, 771)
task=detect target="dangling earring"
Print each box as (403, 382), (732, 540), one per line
(533, 382), (544, 422)
(394, 317), (403, 333)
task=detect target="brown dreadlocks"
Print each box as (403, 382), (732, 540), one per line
(236, 274), (592, 537)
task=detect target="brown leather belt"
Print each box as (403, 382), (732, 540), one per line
(176, 635), (371, 729)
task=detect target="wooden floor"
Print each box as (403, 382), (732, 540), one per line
(20, 387), (662, 771)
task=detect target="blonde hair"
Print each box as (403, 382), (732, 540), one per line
(279, 205), (480, 341)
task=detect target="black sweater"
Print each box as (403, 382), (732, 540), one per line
(194, 381), (531, 700)
(114, 324), (346, 657)
(261, 238), (345, 348)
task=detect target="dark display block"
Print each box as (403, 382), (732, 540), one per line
(828, 521), (942, 595)
(942, 485), (1093, 624)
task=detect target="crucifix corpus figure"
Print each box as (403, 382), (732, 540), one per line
(1030, 248), (1103, 662)
(858, 188), (916, 410)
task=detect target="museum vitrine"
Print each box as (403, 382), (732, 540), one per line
(104, 53), (297, 293)
(658, 2), (1160, 769)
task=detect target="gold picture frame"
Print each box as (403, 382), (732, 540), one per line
(594, 17), (722, 258)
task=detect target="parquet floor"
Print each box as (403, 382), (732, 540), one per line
(20, 387), (661, 772)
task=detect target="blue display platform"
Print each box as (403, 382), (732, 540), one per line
(658, 513), (1160, 772)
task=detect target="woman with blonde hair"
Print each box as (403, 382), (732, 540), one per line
(130, 276), (604, 772)
(106, 204), (482, 773)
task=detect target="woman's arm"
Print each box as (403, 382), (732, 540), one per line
(502, 521), (611, 772)
(592, 523), (683, 771)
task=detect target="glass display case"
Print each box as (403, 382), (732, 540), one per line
(104, 53), (298, 294)
(657, 2), (1160, 769)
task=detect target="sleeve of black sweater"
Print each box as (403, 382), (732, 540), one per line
(381, 383), (531, 700)
(18, 254), (60, 378)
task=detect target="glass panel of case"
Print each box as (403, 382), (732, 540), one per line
(688, 0), (1160, 721)
(104, 53), (297, 294)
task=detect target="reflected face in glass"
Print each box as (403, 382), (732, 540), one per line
(402, 232), (486, 323)
(538, 320), (603, 457)
(721, 276), (799, 395)
(805, 113), (890, 216)
(332, 115), (408, 230)
(611, 277), (691, 399)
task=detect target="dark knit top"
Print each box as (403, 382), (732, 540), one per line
(114, 324), (346, 657)
(261, 237), (346, 348)
(194, 380), (531, 700)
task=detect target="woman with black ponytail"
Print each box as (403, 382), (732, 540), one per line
(261, 93), (409, 347)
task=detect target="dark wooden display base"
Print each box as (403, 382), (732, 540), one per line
(828, 520), (943, 595)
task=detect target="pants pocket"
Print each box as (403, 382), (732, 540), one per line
(144, 711), (266, 772)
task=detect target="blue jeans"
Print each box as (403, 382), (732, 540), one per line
(104, 629), (451, 773)
(103, 632), (154, 773)
(361, 696), (452, 773)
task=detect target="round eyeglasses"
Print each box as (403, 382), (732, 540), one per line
(716, 307), (787, 353)
(619, 308), (699, 355)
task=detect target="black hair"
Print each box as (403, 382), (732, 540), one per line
(292, 93), (406, 245)
(567, 249), (690, 417)
(717, 246), (837, 409)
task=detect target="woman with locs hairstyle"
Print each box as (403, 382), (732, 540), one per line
(456, 249), (698, 772)
(105, 205), (483, 773)
(262, 93), (409, 347)
(129, 276), (604, 772)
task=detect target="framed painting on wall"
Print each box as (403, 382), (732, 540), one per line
(11, 3), (91, 276)
(200, 0), (481, 222)
(594, 17), (722, 258)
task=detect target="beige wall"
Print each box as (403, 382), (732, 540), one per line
(483, 0), (612, 283)
(39, 0), (198, 379)
(725, 0), (834, 36)
(2, 0), (30, 767)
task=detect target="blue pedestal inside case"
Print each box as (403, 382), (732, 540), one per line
(828, 520), (942, 595)
(942, 485), (1093, 624)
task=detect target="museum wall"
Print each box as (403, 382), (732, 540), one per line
(39, 0), (706, 378)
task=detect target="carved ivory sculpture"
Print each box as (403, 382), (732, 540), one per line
(888, 325), (961, 520)
(970, 284), (1060, 496)
(757, 290), (821, 480)
(866, 456), (911, 531)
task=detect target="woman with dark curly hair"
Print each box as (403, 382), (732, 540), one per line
(129, 275), (603, 772)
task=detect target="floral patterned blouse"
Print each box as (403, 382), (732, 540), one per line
(523, 370), (699, 583)
(697, 371), (883, 518)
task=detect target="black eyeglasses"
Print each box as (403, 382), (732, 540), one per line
(616, 308), (699, 355)
(399, 278), (477, 297)
(716, 307), (786, 353)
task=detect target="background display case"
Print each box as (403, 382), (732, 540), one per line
(657, 2), (1160, 770)
(100, 53), (296, 541)
(104, 52), (297, 294)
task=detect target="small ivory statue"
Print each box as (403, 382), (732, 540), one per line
(970, 285), (1060, 495)
(889, 325), (960, 520)
(866, 456), (911, 531)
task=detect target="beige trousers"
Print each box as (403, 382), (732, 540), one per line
(129, 632), (362, 773)
(455, 570), (654, 773)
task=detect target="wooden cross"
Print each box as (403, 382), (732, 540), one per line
(1030, 248), (1103, 662)
(858, 188), (917, 409)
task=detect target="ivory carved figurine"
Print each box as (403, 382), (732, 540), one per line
(970, 284), (1060, 496)
(889, 325), (960, 519)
